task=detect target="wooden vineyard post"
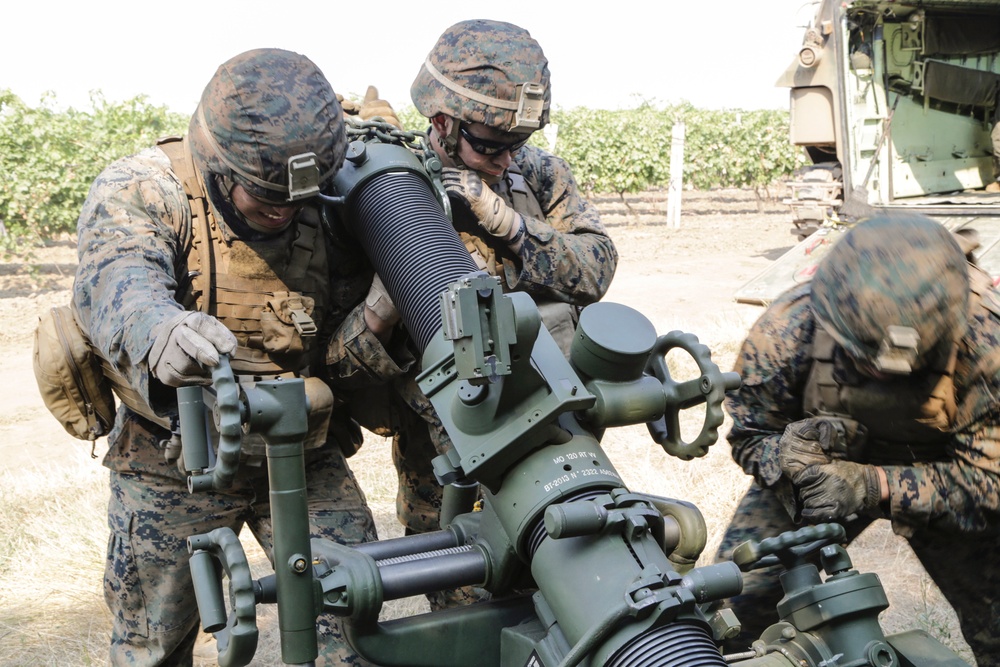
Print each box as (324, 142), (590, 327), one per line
(667, 121), (685, 228)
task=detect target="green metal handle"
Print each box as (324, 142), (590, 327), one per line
(644, 331), (741, 460)
(187, 527), (259, 667)
(732, 523), (847, 572)
(188, 355), (243, 492)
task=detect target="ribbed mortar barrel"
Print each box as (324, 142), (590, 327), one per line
(349, 171), (479, 353)
(606, 622), (726, 667)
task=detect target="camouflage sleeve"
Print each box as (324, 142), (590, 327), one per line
(500, 146), (618, 305)
(325, 302), (417, 389)
(726, 287), (815, 487)
(881, 314), (1000, 537)
(72, 148), (189, 403)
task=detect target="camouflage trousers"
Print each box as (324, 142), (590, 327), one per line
(714, 483), (1000, 663)
(103, 416), (377, 666)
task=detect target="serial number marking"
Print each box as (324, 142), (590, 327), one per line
(543, 468), (620, 492)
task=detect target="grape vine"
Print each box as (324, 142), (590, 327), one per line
(1, 91), (802, 246)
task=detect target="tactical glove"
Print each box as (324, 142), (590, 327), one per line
(358, 86), (403, 130)
(336, 92), (360, 115)
(365, 274), (400, 326)
(441, 168), (518, 239)
(149, 311), (238, 387)
(797, 460), (882, 521)
(777, 418), (840, 482)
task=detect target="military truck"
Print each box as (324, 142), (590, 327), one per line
(737, 0), (1000, 303)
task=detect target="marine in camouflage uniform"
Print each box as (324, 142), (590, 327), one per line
(713, 214), (1000, 663)
(386, 20), (618, 549)
(73, 49), (412, 666)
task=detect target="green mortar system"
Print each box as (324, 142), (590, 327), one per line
(180, 121), (971, 667)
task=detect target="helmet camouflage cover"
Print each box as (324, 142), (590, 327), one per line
(410, 19), (551, 133)
(188, 48), (347, 203)
(811, 214), (969, 373)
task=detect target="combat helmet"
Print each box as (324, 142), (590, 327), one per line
(811, 214), (969, 375)
(188, 48), (347, 206)
(411, 19), (551, 136)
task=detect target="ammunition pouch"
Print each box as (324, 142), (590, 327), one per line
(32, 304), (117, 443)
(261, 291), (317, 356)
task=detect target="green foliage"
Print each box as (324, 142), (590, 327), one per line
(394, 101), (804, 201)
(682, 108), (806, 201)
(0, 93), (802, 245)
(397, 106), (428, 135)
(551, 102), (805, 198)
(551, 103), (677, 196)
(0, 90), (187, 245)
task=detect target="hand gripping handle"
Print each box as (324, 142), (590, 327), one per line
(645, 331), (742, 460)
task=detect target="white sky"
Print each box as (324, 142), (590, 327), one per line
(3, 1), (818, 115)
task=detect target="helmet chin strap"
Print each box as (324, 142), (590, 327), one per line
(436, 116), (502, 184)
(438, 117), (464, 166)
(212, 174), (292, 238)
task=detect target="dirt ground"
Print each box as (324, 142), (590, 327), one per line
(0, 189), (974, 663)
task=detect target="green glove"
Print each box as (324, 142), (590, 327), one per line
(797, 460), (881, 521)
(777, 418), (839, 482)
(441, 167), (518, 238)
(149, 311), (237, 387)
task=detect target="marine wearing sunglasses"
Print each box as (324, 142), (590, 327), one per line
(458, 122), (531, 156)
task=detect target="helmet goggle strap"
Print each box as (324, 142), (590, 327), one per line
(443, 119), (463, 162)
(873, 325), (920, 374)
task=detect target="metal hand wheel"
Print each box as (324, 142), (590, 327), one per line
(645, 331), (741, 460)
(187, 356), (244, 492)
(187, 527), (259, 667)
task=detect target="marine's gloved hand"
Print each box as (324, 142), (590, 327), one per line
(149, 311), (238, 387)
(777, 418), (840, 482)
(796, 460), (882, 521)
(441, 167), (519, 238)
(365, 274), (400, 326)
(336, 92), (360, 115)
(358, 86), (402, 129)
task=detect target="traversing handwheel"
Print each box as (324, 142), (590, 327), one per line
(644, 331), (741, 460)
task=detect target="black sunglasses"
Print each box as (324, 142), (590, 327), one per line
(459, 123), (531, 156)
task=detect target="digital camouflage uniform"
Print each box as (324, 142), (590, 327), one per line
(73, 49), (411, 666)
(389, 20), (618, 542)
(714, 216), (1000, 662)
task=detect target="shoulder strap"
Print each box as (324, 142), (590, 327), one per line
(804, 325), (850, 418)
(500, 161), (545, 221)
(157, 136), (215, 313)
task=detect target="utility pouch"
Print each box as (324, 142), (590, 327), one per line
(261, 291), (316, 355)
(32, 304), (116, 443)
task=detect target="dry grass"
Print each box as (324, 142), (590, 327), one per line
(0, 326), (975, 666)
